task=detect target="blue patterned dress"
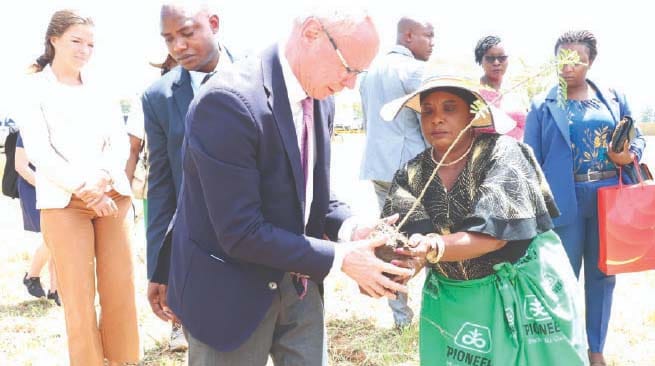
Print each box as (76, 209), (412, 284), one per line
(568, 98), (616, 175)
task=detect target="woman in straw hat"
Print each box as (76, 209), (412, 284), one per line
(379, 76), (588, 365)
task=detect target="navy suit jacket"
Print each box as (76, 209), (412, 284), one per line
(142, 47), (234, 279)
(142, 66), (191, 278)
(159, 46), (351, 352)
(524, 79), (645, 227)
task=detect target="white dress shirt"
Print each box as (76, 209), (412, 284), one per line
(278, 44), (353, 276)
(189, 70), (210, 94)
(278, 44), (316, 226)
(14, 66), (131, 209)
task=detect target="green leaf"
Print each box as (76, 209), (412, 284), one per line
(470, 99), (489, 121)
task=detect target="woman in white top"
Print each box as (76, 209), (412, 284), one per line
(15, 9), (139, 366)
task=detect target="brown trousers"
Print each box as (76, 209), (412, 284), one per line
(41, 193), (140, 366)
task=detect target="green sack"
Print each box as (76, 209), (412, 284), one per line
(419, 230), (588, 366)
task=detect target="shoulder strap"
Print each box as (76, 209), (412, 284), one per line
(140, 135), (148, 164)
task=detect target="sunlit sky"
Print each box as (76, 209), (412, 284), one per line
(0, 0), (652, 115)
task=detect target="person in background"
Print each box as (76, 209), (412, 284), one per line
(359, 16), (434, 328)
(15, 9), (139, 366)
(125, 101), (145, 185)
(124, 97), (147, 224)
(124, 57), (177, 229)
(16, 132), (60, 306)
(142, 0), (233, 352)
(475, 35), (526, 140)
(524, 30), (646, 366)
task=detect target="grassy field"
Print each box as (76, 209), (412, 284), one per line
(1, 136), (655, 365)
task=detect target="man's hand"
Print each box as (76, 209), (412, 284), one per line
(350, 213), (399, 241)
(341, 235), (413, 299)
(147, 282), (180, 323)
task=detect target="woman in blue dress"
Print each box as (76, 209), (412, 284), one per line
(524, 30), (646, 366)
(16, 132), (60, 305)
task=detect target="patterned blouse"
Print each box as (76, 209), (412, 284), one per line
(567, 98), (616, 174)
(382, 134), (559, 280)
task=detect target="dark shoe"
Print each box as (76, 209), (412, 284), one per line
(47, 290), (61, 306)
(393, 321), (412, 332)
(23, 273), (46, 298)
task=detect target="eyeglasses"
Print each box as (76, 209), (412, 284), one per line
(319, 22), (365, 75)
(484, 55), (508, 63)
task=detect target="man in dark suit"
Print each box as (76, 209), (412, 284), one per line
(142, 1), (232, 351)
(150, 9), (412, 366)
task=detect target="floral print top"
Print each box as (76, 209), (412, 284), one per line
(567, 98), (616, 174)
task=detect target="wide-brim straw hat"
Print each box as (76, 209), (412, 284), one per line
(380, 76), (516, 135)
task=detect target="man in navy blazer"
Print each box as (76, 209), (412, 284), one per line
(151, 10), (412, 365)
(142, 1), (232, 351)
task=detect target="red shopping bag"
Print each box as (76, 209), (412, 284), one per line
(597, 162), (655, 275)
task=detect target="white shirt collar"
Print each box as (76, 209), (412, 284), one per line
(42, 64), (89, 86)
(277, 42), (308, 106)
(189, 48), (231, 93)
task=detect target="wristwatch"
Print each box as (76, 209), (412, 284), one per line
(425, 233), (445, 264)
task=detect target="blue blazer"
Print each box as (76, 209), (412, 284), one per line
(159, 46), (351, 352)
(142, 46), (235, 279)
(524, 80), (645, 227)
(142, 66), (191, 278)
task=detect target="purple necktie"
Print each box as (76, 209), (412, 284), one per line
(300, 97), (314, 188)
(294, 97), (314, 299)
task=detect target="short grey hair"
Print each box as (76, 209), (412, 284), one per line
(292, 5), (371, 33)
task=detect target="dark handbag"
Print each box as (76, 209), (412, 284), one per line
(610, 116), (636, 153)
(621, 160), (653, 185)
(2, 128), (20, 199)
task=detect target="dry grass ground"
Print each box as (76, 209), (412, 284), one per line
(1, 135), (655, 365)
